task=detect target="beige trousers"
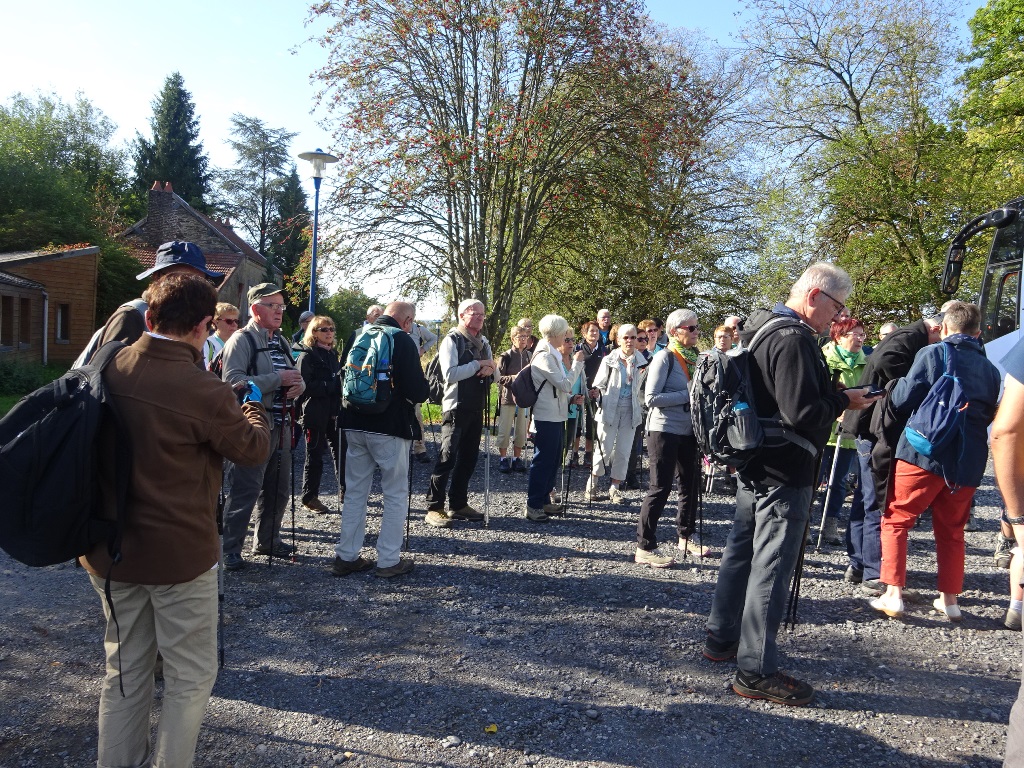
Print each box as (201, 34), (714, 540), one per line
(90, 568), (218, 768)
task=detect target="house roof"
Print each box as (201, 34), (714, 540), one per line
(0, 270), (45, 290)
(122, 186), (281, 282)
(0, 246), (101, 268)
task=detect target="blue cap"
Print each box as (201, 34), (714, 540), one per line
(136, 240), (224, 282)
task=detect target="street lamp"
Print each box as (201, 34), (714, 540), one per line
(297, 148), (339, 314)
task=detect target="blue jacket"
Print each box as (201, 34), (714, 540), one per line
(890, 337), (1000, 488)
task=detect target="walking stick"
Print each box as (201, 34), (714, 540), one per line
(335, 421), (343, 513)
(405, 443), (413, 551)
(290, 411), (297, 562)
(217, 467), (226, 668)
(484, 383), (492, 527)
(785, 450), (825, 630)
(265, 419), (286, 568)
(815, 423), (843, 550)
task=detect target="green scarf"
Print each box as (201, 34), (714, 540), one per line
(834, 343), (859, 368)
(669, 339), (699, 378)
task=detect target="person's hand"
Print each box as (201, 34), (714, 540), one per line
(573, 350), (587, 362)
(588, 388), (599, 399)
(477, 358), (496, 376)
(279, 368), (303, 387)
(240, 381), (263, 404)
(844, 386), (883, 411)
(285, 382), (304, 399)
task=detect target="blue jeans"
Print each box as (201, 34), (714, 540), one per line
(846, 438), (882, 579)
(527, 420), (563, 509)
(707, 478), (811, 677)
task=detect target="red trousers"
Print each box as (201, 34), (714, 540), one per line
(880, 460), (974, 592)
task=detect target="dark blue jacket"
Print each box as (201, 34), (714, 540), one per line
(890, 337), (1000, 488)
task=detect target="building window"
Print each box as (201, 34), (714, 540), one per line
(56, 304), (71, 343)
(0, 296), (12, 347)
(19, 298), (30, 345)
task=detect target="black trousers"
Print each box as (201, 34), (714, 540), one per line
(637, 431), (700, 550)
(302, 424), (343, 503)
(426, 408), (483, 511)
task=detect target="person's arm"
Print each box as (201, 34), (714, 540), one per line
(394, 332), (430, 403)
(768, 333), (849, 430)
(418, 324), (438, 355)
(646, 351), (686, 408)
(534, 343), (581, 393)
(207, 393), (272, 467)
(889, 346), (940, 417)
(441, 334), (481, 383)
(222, 329), (281, 394)
(993, 374), (1024, 527)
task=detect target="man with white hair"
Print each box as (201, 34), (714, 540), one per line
(424, 299), (497, 527)
(596, 308), (612, 348)
(878, 322), (898, 341)
(704, 263), (879, 707)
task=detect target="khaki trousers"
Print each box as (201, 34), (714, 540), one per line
(90, 568), (218, 768)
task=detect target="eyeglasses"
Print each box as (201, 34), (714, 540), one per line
(818, 289), (848, 319)
(637, 336), (649, 342)
(678, 325), (699, 332)
(621, 335), (637, 340)
(314, 327), (335, 333)
(219, 318), (239, 325)
(563, 337), (575, 343)
(258, 302), (287, 312)
(844, 331), (866, 339)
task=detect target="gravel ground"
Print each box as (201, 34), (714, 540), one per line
(1, 428), (1021, 768)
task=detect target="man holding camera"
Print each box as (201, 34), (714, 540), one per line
(221, 283), (306, 570)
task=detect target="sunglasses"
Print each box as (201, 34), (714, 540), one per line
(218, 317), (239, 325)
(621, 335), (637, 340)
(314, 327), (335, 332)
(637, 336), (649, 342)
(679, 325), (699, 332)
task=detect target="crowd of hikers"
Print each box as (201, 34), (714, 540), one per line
(58, 240), (1024, 766)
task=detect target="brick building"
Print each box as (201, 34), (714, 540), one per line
(0, 246), (100, 365)
(122, 182), (283, 321)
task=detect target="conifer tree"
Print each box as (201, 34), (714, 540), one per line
(132, 72), (211, 213)
(267, 165), (310, 278)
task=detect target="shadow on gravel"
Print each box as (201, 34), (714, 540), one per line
(210, 669), (995, 768)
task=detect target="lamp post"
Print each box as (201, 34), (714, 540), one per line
(297, 148), (339, 314)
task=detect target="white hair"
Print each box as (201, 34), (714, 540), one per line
(457, 299), (484, 316)
(617, 323), (637, 342)
(788, 262), (853, 303)
(538, 314), (568, 339)
(666, 308), (697, 331)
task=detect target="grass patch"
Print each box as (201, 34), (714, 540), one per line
(0, 360), (68, 417)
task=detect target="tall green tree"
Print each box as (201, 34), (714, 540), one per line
(132, 72), (211, 215)
(266, 165), (311, 277)
(215, 114), (297, 255)
(959, 0), (1024, 155)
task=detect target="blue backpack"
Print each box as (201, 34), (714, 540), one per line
(903, 342), (968, 460)
(342, 323), (401, 413)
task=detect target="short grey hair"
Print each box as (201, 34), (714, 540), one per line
(788, 262), (853, 303)
(666, 308), (697, 332)
(457, 299), (484, 316)
(538, 314), (568, 339)
(617, 323), (637, 342)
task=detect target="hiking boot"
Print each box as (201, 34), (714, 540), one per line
(733, 670), (814, 706)
(511, 457), (527, 473)
(543, 503), (564, 516)
(375, 558), (414, 578)
(964, 512), (981, 532)
(634, 547), (673, 568)
(499, 457), (511, 474)
(860, 579), (885, 596)
(414, 451), (432, 464)
(995, 534), (1015, 569)
(608, 486), (625, 504)
(330, 555), (375, 576)
(703, 634), (739, 662)
(451, 505), (485, 522)
(425, 509), (453, 528)
(525, 505), (550, 523)
(302, 498), (332, 514)
(223, 553), (246, 571)
(821, 517), (841, 545)
(844, 565), (864, 584)
(1005, 608), (1022, 631)
(677, 538), (709, 558)
(253, 541), (295, 557)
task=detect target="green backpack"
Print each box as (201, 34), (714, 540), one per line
(342, 323), (401, 414)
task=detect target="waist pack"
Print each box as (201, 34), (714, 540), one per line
(903, 342), (968, 460)
(0, 341), (131, 567)
(690, 317), (816, 469)
(343, 323), (401, 414)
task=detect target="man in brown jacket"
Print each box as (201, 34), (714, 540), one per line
(81, 273), (270, 768)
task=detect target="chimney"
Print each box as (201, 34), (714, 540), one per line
(147, 181), (174, 245)
(164, 181), (174, 193)
(150, 180), (162, 191)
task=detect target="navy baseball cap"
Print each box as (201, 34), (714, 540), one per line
(136, 240), (225, 282)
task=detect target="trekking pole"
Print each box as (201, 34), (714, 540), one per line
(265, 421), (286, 568)
(290, 410), (297, 562)
(405, 442), (413, 552)
(815, 423), (843, 550)
(217, 468), (226, 668)
(785, 451), (824, 630)
(335, 421), (343, 513)
(484, 382), (492, 527)
(557, 417), (567, 518)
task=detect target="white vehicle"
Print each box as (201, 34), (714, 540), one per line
(942, 198), (1024, 373)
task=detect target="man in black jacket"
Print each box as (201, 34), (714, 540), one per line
(704, 263), (878, 707)
(844, 314), (942, 591)
(330, 301), (429, 578)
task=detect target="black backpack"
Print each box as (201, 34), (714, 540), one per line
(425, 332), (468, 405)
(690, 316), (816, 469)
(510, 364), (547, 408)
(0, 341), (132, 567)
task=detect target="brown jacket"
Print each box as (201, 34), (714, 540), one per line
(81, 334), (270, 585)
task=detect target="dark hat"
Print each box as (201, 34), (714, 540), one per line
(247, 282), (285, 305)
(137, 241), (225, 282)
(298, 310), (315, 323)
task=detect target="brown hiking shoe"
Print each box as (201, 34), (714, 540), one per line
(330, 556), (375, 576)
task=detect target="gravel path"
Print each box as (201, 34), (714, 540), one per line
(1, 430), (1020, 767)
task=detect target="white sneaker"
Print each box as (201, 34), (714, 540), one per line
(608, 486), (625, 504)
(932, 597), (962, 622)
(635, 547), (674, 568)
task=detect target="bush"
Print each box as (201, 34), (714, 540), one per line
(0, 359), (67, 397)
